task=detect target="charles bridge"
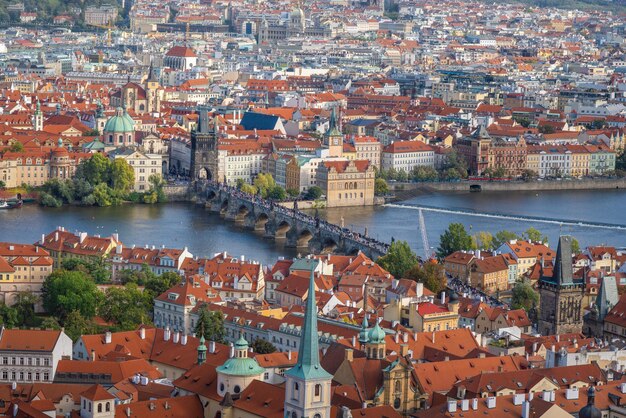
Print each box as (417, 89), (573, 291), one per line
(194, 182), (389, 259)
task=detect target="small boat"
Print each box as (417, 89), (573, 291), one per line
(0, 200), (9, 209)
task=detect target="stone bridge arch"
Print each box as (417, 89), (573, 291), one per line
(297, 228), (315, 248)
(275, 220), (293, 239)
(254, 211), (270, 231)
(219, 198), (230, 216)
(321, 237), (339, 253)
(235, 203), (251, 223)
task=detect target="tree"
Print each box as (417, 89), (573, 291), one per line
(251, 338), (277, 354)
(0, 304), (18, 328)
(267, 185), (287, 200)
(375, 178), (389, 195)
(571, 238), (581, 255)
(376, 240), (419, 279)
(287, 188), (300, 198)
(110, 158), (135, 194)
(13, 291), (39, 326)
(144, 272), (182, 298)
(77, 153), (110, 185)
(617, 150), (626, 171)
(304, 186), (323, 200)
(511, 281), (538, 312)
(99, 284), (152, 330)
(405, 262), (446, 294)
(254, 173), (276, 198)
(240, 183), (258, 195)
(40, 317), (61, 330)
(194, 306), (226, 343)
(523, 227), (548, 244)
(436, 223), (473, 259)
(472, 231), (494, 250)
(412, 166), (438, 181)
(442, 150), (468, 178)
(591, 119), (607, 129)
(42, 270), (102, 320)
(83, 129), (100, 136)
(61, 258), (110, 284)
(63, 310), (97, 342)
(92, 183), (114, 207)
(521, 169), (538, 181)
(9, 142), (24, 152)
(538, 125), (555, 134)
(0, 180), (4, 189)
(493, 230), (519, 249)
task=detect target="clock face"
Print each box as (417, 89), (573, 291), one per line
(333, 138), (339, 145)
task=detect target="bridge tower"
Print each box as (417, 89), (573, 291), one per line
(191, 107), (220, 181)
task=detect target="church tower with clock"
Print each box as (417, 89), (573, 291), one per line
(324, 108), (343, 158)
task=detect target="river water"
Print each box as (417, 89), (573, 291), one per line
(0, 189), (625, 264)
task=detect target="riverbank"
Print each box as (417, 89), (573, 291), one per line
(389, 178), (626, 200)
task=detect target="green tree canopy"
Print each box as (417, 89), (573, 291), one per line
(376, 240), (419, 279)
(267, 185), (287, 200)
(42, 270), (102, 320)
(404, 262), (446, 294)
(472, 231), (494, 251)
(12, 291), (39, 327)
(194, 306), (226, 343)
(0, 303), (18, 328)
(374, 178), (389, 195)
(240, 183), (258, 195)
(254, 173), (276, 198)
(493, 230), (519, 249)
(523, 227), (548, 244)
(9, 142), (24, 152)
(511, 281), (539, 312)
(77, 153), (111, 185)
(63, 310), (98, 342)
(436, 223), (473, 259)
(110, 158), (135, 193)
(99, 283), (152, 330)
(251, 338), (277, 354)
(304, 186), (323, 200)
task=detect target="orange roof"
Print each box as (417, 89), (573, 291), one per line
(0, 329), (61, 351)
(81, 384), (114, 401)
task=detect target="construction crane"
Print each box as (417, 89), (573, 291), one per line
(89, 19), (115, 47)
(418, 208), (434, 261)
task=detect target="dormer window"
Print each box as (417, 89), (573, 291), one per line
(168, 293), (179, 300)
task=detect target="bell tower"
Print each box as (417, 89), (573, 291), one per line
(33, 100), (43, 131)
(191, 107), (220, 181)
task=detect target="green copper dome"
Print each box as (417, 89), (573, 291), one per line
(103, 107), (134, 133)
(368, 320), (385, 344)
(216, 336), (264, 377)
(197, 335), (207, 353)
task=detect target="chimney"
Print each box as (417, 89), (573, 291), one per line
(91, 349), (96, 362)
(139, 328), (145, 340)
(240, 255), (245, 262)
(486, 397), (496, 409)
(229, 343), (235, 358)
(209, 341), (216, 354)
(441, 291), (446, 305)
(400, 344), (408, 357)
(40, 234), (45, 245)
(528, 392), (534, 401)
(79, 232), (87, 243)
(471, 398), (478, 410)
(521, 400), (530, 418)
(55, 231), (59, 241)
(403, 332), (408, 343)
(173, 331), (180, 344)
(394, 333), (400, 344)
(432, 332), (435, 344)
(164, 327), (171, 341)
(351, 336), (356, 347)
(287, 350), (292, 360)
(556, 335), (560, 343)
(112, 233), (119, 242)
(532, 342), (538, 354)
(447, 401), (457, 413)
(461, 399), (469, 411)
(513, 394), (524, 405)
(181, 334), (188, 345)
(105, 331), (112, 344)
(116, 244), (123, 254)
(345, 348), (354, 362)
(566, 387), (579, 399)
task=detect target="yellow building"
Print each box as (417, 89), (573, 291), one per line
(469, 256), (510, 294)
(0, 257), (15, 283)
(316, 160), (375, 208)
(410, 302), (459, 333)
(526, 151), (540, 175)
(569, 145), (591, 177)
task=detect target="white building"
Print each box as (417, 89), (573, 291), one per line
(382, 140), (435, 172)
(0, 328), (73, 384)
(108, 148), (163, 192)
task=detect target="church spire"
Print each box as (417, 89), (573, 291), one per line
(553, 235), (574, 286)
(285, 267), (330, 378)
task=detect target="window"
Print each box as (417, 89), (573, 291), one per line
(106, 402), (110, 412)
(315, 384), (321, 397)
(98, 403), (102, 413)
(233, 385), (241, 394)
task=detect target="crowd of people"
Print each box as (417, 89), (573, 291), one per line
(200, 179), (390, 254)
(447, 276), (507, 308)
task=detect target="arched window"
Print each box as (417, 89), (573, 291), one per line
(97, 403), (102, 413)
(315, 384), (321, 397)
(291, 412), (297, 418)
(395, 380), (401, 392)
(105, 402), (110, 412)
(233, 385), (241, 394)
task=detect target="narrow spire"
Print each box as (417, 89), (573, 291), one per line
(553, 235), (574, 285)
(284, 264), (331, 380)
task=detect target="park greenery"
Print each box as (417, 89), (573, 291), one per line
(0, 257), (191, 341)
(194, 306), (226, 343)
(376, 240), (420, 279)
(511, 280), (539, 312)
(436, 224), (581, 258)
(38, 153), (166, 207)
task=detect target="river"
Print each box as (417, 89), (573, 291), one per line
(1, 188), (625, 264)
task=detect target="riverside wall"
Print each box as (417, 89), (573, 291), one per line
(389, 178), (626, 194)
